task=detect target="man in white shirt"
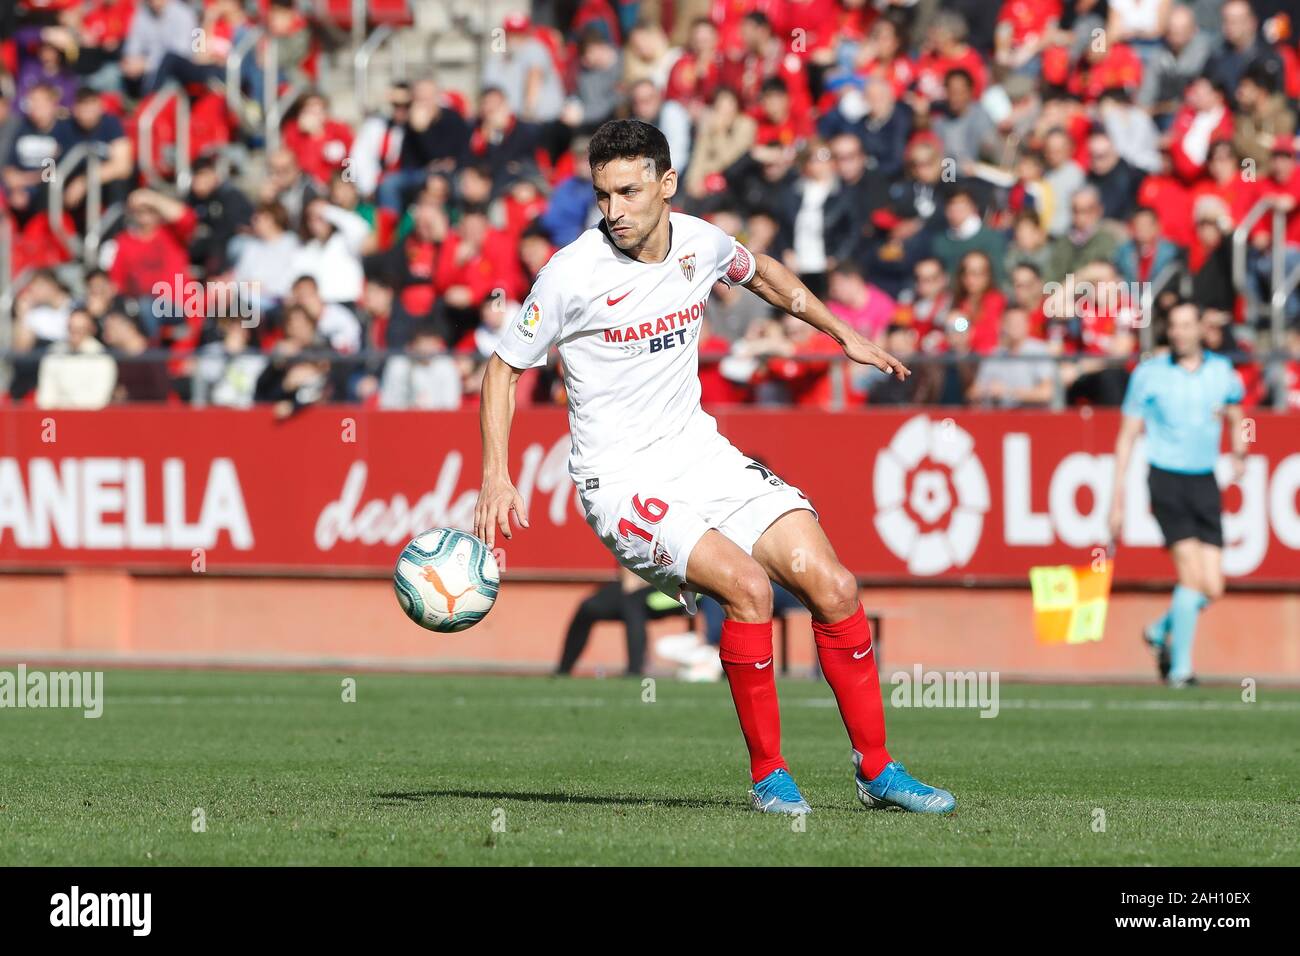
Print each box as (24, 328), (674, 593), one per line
(474, 119), (955, 817)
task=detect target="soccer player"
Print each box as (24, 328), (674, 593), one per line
(1109, 302), (1246, 687)
(473, 119), (954, 815)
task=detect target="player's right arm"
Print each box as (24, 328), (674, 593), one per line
(1109, 365), (1149, 544)
(474, 268), (567, 548)
(474, 355), (530, 549)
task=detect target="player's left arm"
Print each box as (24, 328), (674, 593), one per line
(743, 252), (910, 380)
(1224, 402), (1246, 482)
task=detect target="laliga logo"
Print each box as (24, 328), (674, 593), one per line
(873, 416), (990, 575)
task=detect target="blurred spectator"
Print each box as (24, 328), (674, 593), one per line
(231, 201), (300, 307)
(283, 92), (355, 188)
(1006, 209), (1053, 279)
(1232, 61), (1297, 168)
(684, 88), (755, 199)
(2, 82), (61, 223)
(348, 82), (410, 200)
(1138, 3), (1212, 113)
(53, 87), (133, 214)
(933, 189), (1008, 287)
(36, 308), (116, 410)
(288, 275), (362, 354)
(1188, 195), (1238, 313)
(914, 11), (988, 106)
(379, 79), (470, 212)
(931, 68), (997, 167)
(1115, 206), (1183, 286)
(629, 79), (692, 173)
(103, 310), (171, 402)
(930, 316), (979, 406)
(193, 315), (267, 408)
(108, 188), (198, 337)
(1086, 130), (1143, 221)
(1167, 75), (1234, 182)
(855, 75), (913, 178)
(788, 140), (837, 296)
(576, 26), (623, 127)
(1269, 322), (1300, 409)
(1042, 127), (1086, 236)
(1098, 87), (1162, 173)
(259, 148), (321, 232)
(188, 157), (254, 277)
(378, 324), (462, 410)
(1047, 186), (1119, 284)
(482, 12), (565, 124)
(827, 262), (898, 342)
(904, 256), (954, 351)
(954, 250), (1009, 354)
(537, 138), (596, 246)
(865, 323), (923, 405)
(290, 197), (370, 306)
(14, 26), (78, 107)
(666, 17), (724, 111)
(969, 307), (1055, 407)
(1010, 261), (1052, 344)
(255, 304), (332, 418)
(1203, 0), (1284, 95)
(621, 22), (673, 90)
(121, 0), (198, 95)
(822, 132), (887, 273)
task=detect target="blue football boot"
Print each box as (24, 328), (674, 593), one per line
(749, 768), (812, 815)
(854, 755), (956, 814)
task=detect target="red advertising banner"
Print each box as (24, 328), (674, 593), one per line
(1, 408), (1297, 585)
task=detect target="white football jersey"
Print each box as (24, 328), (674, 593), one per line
(495, 212), (757, 482)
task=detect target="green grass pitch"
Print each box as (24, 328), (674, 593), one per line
(1, 669), (1297, 866)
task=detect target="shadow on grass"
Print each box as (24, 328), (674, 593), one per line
(372, 788), (860, 814)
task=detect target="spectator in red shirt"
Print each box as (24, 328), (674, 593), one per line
(725, 11), (811, 117)
(953, 250), (1008, 355)
(852, 11), (915, 100)
(1137, 145), (1196, 247)
(995, 0), (1063, 76)
(1168, 75), (1235, 182)
(914, 11), (988, 107)
(751, 76), (813, 149)
(1191, 139), (1262, 228)
(109, 187), (198, 339)
(666, 17), (724, 115)
(283, 92), (354, 187)
(434, 207), (525, 345)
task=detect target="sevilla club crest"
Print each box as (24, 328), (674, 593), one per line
(678, 252), (696, 282)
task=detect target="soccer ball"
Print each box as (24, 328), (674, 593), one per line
(393, 529), (500, 632)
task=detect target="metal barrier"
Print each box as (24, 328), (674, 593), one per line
(138, 81), (192, 193)
(45, 142), (122, 268)
(1232, 196), (1293, 344)
(225, 26), (264, 126)
(354, 26), (403, 115)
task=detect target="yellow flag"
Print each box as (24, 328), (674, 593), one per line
(1029, 560), (1113, 644)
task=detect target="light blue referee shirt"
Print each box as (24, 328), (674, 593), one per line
(1121, 351), (1244, 475)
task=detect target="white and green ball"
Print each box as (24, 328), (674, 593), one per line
(394, 529), (500, 632)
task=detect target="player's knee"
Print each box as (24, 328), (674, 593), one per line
(811, 565), (860, 622)
(722, 563), (773, 622)
(1201, 576), (1225, 602)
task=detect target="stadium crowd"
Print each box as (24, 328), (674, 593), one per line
(1, 0), (1300, 412)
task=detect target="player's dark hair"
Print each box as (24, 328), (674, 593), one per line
(587, 118), (672, 178)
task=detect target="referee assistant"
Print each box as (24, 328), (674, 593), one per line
(1109, 302), (1246, 687)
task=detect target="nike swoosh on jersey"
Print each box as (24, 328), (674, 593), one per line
(606, 289), (633, 306)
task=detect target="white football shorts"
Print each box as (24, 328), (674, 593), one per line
(575, 433), (817, 611)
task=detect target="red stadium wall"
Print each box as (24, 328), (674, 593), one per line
(1, 407), (1298, 679)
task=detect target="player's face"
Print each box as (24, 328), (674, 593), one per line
(1167, 307), (1202, 356)
(592, 156), (676, 251)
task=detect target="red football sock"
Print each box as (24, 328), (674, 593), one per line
(814, 603), (891, 779)
(719, 619), (786, 783)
